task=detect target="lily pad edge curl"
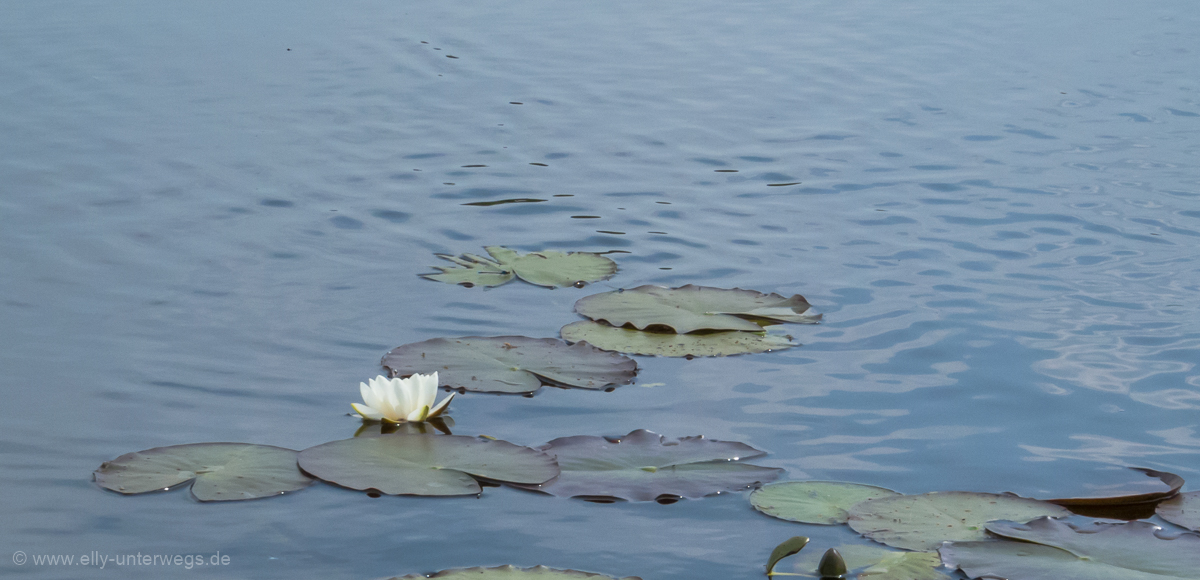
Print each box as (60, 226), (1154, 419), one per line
(93, 442), (314, 502)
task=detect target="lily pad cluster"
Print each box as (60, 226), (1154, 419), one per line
(421, 246), (618, 289)
(561, 285), (821, 357)
(751, 468), (1199, 579)
(94, 430), (782, 505)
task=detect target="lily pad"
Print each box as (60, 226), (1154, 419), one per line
(573, 285), (821, 333)
(297, 433), (559, 496)
(561, 321), (795, 357)
(1046, 467), (1184, 519)
(421, 246), (617, 289)
(846, 491), (1071, 551)
(511, 429), (784, 502)
(388, 565), (641, 580)
(421, 251), (514, 288)
(1158, 491), (1200, 532)
(751, 481), (902, 525)
(93, 443), (314, 502)
(940, 517), (1200, 580)
(382, 336), (638, 395)
(787, 544), (949, 579)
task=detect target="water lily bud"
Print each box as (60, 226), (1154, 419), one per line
(817, 548), (847, 579)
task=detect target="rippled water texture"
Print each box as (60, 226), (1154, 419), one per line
(2, 1), (1199, 578)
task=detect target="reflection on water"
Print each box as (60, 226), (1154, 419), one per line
(2, 0), (1199, 578)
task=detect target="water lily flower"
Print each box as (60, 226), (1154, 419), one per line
(351, 372), (454, 423)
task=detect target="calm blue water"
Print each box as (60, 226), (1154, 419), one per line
(2, 1), (1199, 578)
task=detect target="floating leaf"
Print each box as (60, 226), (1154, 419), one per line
(574, 285), (820, 333)
(857, 552), (948, 580)
(421, 251), (514, 288)
(766, 536), (809, 576)
(786, 544), (947, 579)
(94, 443), (313, 502)
(387, 565), (641, 580)
(1046, 467), (1184, 519)
(508, 250), (618, 288)
(561, 321), (794, 357)
(846, 492), (1071, 551)
(382, 336), (638, 395)
(421, 246), (616, 289)
(1158, 491), (1200, 532)
(512, 429), (783, 502)
(940, 517), (1200, 580)
(297, 433), (559, 496)
(751, 481), (902, 525)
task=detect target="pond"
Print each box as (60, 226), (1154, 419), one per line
(2, 1), (1198, 578)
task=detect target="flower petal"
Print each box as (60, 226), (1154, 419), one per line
(391, 376), (413, 416)
(351, 403), (384, 421)
(428, 391), (455, 418)
(407, 405), (430, 423)
(359, 381), (382, 410)
(414, 372), (438, 409)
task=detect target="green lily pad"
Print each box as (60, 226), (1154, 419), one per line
(561, 321), (795, 357)
(1158, 491), (1200, 532)
(787, 544), (947, 579)
(857, 552), (948, 580)
(511, 429), (783, 502)
(388, 565), (641, 580)
(846, 491), (1071, 551)
(421, 246), (617, 289)
(573, 285), (821, 333)
(421, 251), (515, 288)
(93, 443), (314, 502)
(297, 433), (559, 496)
(940, 517), (1200, 579)
(751, 481), (902, 525)
(382, 336), (638, 395)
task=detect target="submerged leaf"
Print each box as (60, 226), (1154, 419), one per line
(751, 481), (902, 525)
(1158, 491), (1200, 532)
(512, 429), (783, 502)
(940, 517), (1200, 580)
(383, 336), (638, 395)
(388, 565), (641, 580)
(421, 246), (616, 289)
(297, 433), (559, 496)
(1046, 467), (1184, 519)
(561, 321), (795, 357)
(574, 285), (820, 333)
(94, 443), (313, 502)
(846, 491), (1071, 551)
(766, 536), (809, 576)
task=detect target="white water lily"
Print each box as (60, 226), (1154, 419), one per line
(351, 372), (454, 423)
